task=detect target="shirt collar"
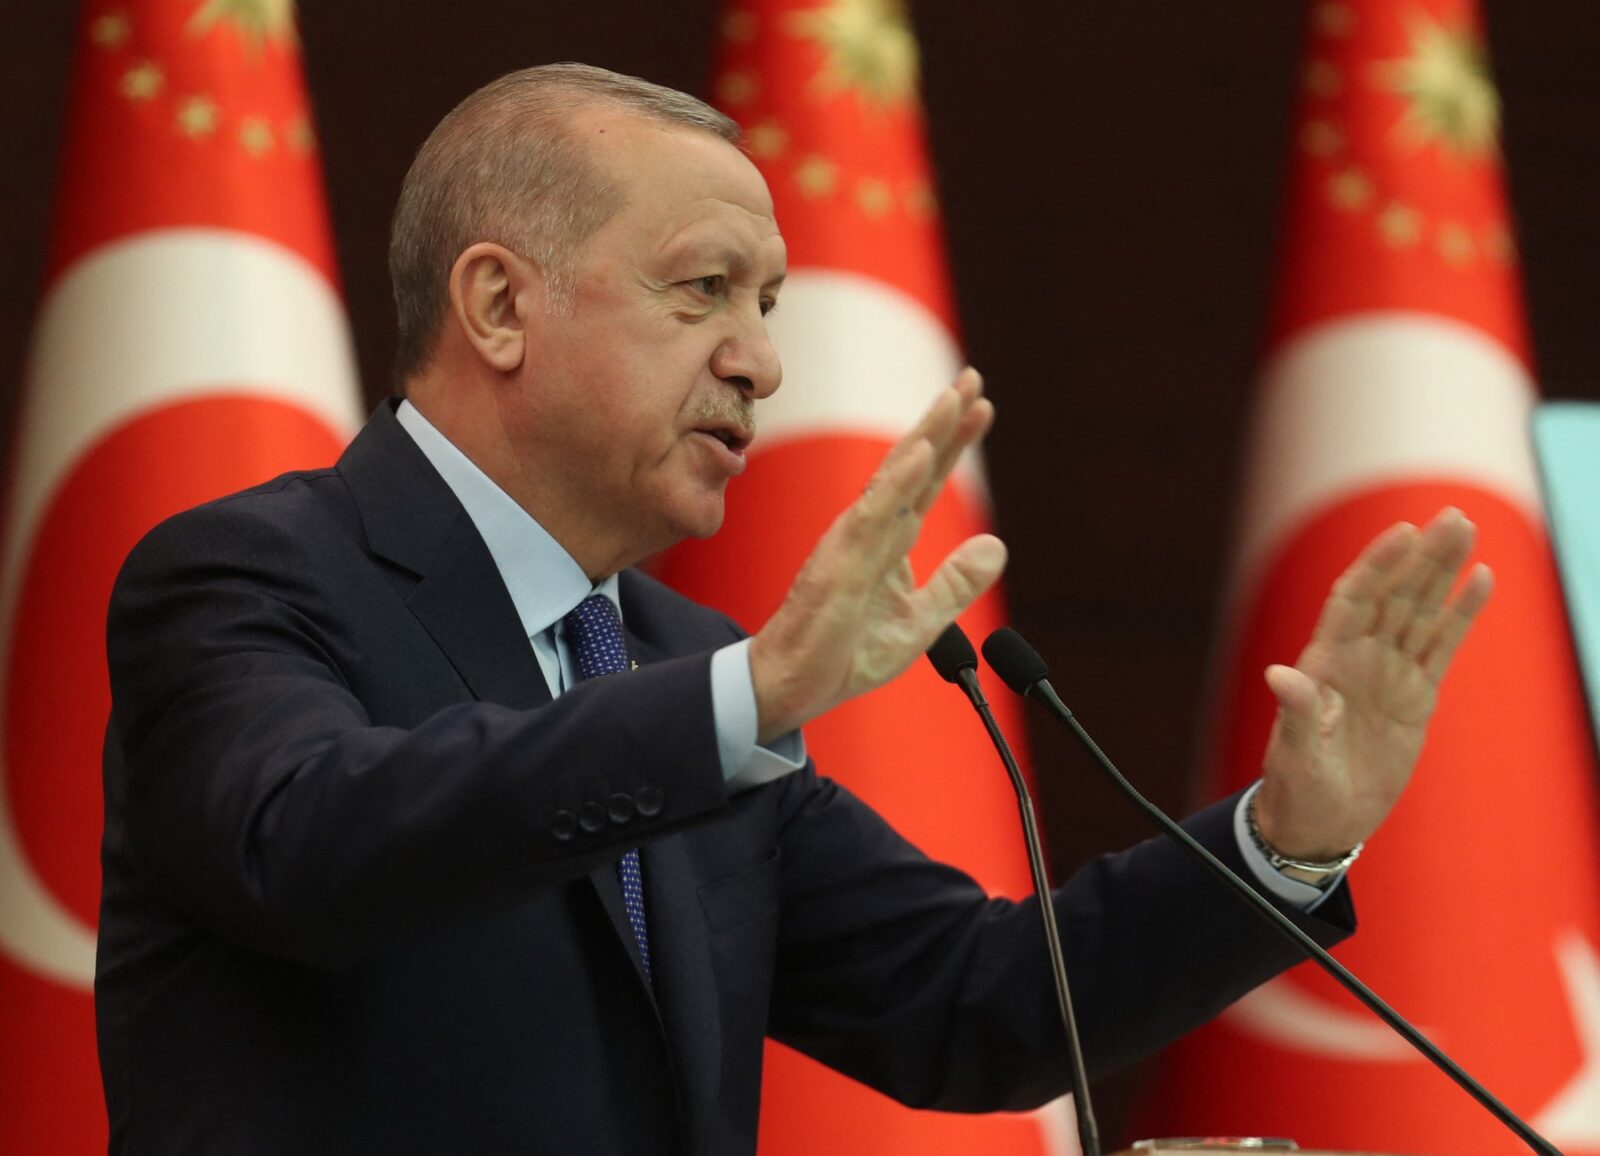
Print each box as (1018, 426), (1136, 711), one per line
(395, 399), (619, 638)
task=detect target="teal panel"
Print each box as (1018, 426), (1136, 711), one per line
(1534, 401), (1600, 755)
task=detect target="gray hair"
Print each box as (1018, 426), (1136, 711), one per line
(388, 62), (742, 384)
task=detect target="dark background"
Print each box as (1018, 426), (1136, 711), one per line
(4, 0), (1599, 1137)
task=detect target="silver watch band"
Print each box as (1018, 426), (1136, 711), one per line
(1246, 793), (1363, 882)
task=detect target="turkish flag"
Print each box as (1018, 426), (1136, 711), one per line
(0, 2), (361, 1149)
(653, 2), (1070, 1153)
(1137, 1), (1600, 1152)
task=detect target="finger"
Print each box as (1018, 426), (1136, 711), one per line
(880, 368), (979, 479)
(824, 372), (987, 597)
(1371, 520), (1447, 641)
(847, 372), (985, 562)
(1422, 563), (1494, 684)
(1376, 508), (1474, 644)
(1310, 522), (1417, 645)
(864, 384), (963, 508)
(918, 368), (983, 455)
(907, 370), (984, 504)
(860, 436), (935, 519)
(914, 396), (993, 516)
(909, 533), (1008, 635)
(1395, 510), (1477, 655)
(1374, 512), (1472, 640)
(864, 415), (990, 600)
(816, 438), (936, 603)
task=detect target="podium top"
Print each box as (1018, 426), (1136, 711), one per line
(1113, 1150), (1411, 1155)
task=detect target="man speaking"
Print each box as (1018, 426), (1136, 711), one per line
(96, 64), (1491, 1154)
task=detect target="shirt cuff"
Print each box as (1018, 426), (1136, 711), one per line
(711, 639), (807, 794)
(1234, 781), (1345, 912)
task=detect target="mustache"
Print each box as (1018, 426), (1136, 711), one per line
(693, 393), (757, 437)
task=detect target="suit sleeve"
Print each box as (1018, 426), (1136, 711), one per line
(763, 767), (1355, 1110)
(105, 497), (731, 970)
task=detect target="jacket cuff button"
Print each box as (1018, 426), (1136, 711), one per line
(607, 793), (635, 824)
(551, 810), (577, 841)
(578, 801), (607, 834)
(635, 786), (664, 818)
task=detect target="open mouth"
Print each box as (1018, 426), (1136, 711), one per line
(695, 425), (753, 454)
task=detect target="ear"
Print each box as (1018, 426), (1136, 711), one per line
(447, 243), (537, 373)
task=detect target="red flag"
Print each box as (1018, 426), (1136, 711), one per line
(655, 2), (1068, 1152)
(1139, 1), (1600, 1152)
(0, 2), (361, 1148)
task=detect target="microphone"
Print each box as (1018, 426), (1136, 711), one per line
(925, 621), (985, 701)
(981, 626), (1561, 1156)
(926, 624), (1101, 1156)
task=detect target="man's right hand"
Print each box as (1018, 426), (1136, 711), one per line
(748, 368), (1008, 744)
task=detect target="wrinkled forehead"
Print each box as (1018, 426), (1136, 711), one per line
(574, 106), (778, 231)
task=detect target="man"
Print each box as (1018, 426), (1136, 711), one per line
(97, 64), (1491, 1154)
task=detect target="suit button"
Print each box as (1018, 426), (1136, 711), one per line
(578, 801), (606, 834)
(608, 793), (635, 824)
(635, 786), (664, 818)
(551, 810), (577, 841)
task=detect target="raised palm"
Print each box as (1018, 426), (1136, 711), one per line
(1255, 509), (1492, 860)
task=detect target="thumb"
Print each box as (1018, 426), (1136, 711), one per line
(919, 533), (1008, 624)
(1264, 663), (1323, 757)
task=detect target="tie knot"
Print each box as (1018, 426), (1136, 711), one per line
(563, 594), (630, 681)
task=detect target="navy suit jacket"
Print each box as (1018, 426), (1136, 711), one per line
(97, 401), (1353, 1154)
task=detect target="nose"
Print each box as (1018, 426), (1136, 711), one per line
(710, 310), (782, 400)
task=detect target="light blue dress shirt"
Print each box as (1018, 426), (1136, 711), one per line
(394, 401), (1338, 907)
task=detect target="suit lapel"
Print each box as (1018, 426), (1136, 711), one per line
(344, 405), (641, 984)
(639, 835), (722, 1118)
(340, 401), (550, 711)
(588, 860), (651, 992)
(406, 514), (551, 711)
(342, 406), (710, 1094)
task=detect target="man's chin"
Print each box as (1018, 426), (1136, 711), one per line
(649, 493), (728, 550)
(634, 479), (731, 555)
(681, 503), (727, 541)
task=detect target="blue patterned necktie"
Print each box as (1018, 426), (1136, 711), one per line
(562, 594), (651, 982)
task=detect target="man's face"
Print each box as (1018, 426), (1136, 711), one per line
(503, 110), (787, 574)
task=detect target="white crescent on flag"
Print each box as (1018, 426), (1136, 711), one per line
(757, 268), (984, 494)
(0, 228), (359, 987)
(1232, 312), (1540, 604)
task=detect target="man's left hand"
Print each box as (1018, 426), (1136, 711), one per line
(1252, 507), (1493, 863)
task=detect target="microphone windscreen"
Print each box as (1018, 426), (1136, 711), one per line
(982, 627), (1050, 695)
(925, 622), (978, 683)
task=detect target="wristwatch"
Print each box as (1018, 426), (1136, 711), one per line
(1246, 792), (1363, 887)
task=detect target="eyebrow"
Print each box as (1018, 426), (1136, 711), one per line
(664, 241), (786, 290)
